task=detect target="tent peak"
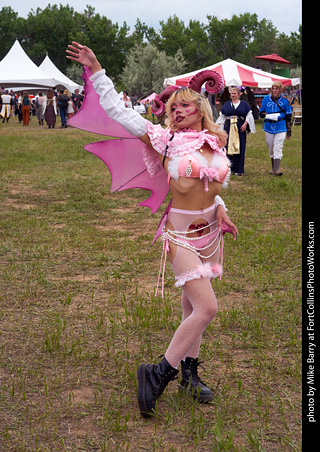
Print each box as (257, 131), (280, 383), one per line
(0, 39), (63, 88)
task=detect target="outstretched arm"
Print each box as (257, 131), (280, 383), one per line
(66, 42), (152, 146)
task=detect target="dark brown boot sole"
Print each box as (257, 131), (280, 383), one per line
(137, 363), (153, 418)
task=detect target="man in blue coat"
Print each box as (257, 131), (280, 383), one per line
(260, 82), (292, 176)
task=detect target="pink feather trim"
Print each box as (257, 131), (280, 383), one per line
(175, 263), (222, 287)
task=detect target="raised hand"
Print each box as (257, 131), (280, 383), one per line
(66, 42), (102, 73)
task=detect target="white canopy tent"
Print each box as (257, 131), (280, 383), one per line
(164, 58), (301, 88)
(39, 55), (82, 93)
(0, 40), (62, 89)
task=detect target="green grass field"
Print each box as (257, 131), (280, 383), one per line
(0, 116), (302, 451)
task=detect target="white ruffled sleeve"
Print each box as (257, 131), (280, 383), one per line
(216, 112), (227, 130)
(246, 109), (256, 133)
(214, 195), (227, 211)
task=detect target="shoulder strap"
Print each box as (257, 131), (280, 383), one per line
(162, 134), (174, 168)
(271, 96), (285, 114)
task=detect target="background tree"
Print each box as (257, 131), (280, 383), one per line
(21, 4), (78, 68)
(244, 17), (279, 66)
(127, 18), (158, 47)
(0, 5), (301, 87)
(276, 26), (302, 66)
(156, 15), (188, 57)
(77, 6), (132, 80)
(120, 44), (187, 97)
(156, 16), (210, 71)
(0, 7), (25, 59)
(66, 64), (85, 86)
(205, 13), (278, 66)
(183, 19), (212, 70)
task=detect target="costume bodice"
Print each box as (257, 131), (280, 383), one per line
(141, 121), (230, 186)
(168, 150), (229, 184)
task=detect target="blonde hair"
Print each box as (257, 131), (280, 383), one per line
(165, 88), (227, 147)
(228, 86), (241, 95)
(271, 81), (283, 91)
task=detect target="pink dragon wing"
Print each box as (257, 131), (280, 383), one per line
(84, 139), (169, 213)
(68, 67), (169, 212)
(68, 66), (132, 138)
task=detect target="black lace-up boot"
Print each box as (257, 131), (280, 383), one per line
(179, 357), (213, 402)
(137, 357), (179, 417)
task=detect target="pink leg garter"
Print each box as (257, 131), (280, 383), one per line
(175, 262), (222, 287)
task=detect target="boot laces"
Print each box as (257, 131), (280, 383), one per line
(154, 370), (178, 397)
(186, 360), (206, 385)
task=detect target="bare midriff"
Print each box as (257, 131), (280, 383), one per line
(162, 142), (223, 264)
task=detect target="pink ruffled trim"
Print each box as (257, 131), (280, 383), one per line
(144, 123), (226, 158)
(145, 121), (172, 155)
(165, 129), (224, 157)
(140, 121), (170, 176)
(141, 145), (162, 177)
(175, 263), (222, 287)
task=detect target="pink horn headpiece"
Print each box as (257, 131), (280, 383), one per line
(188, 70), (224, 94)
(151, 85), (181, 116)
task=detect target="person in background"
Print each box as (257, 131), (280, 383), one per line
(57, 89), (69, 128)
(216, 87), (256, 176)
(130, 93), (137, 107)
(287, 88), (300, 106)
(17, 92), (23, 123)
(0, 89), (13, 123)
(122, 91), (132, 108)
(221, 87), (230, 105)
(10, 90), (18, 118)
(245, 87), (259, 120)
(204, 90), (218, 121)
(71, 88), (83, 112)
(43, 89), (57, 129)
(36, 92), (45, 126)
(31, 99), (37, 118)
(240, 88), (248, 102)
(67, 93), (76, 119)
(259, 81), (292, 176)
(21, 91), (31, 126)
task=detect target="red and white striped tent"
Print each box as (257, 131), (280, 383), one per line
(164, 58), (300, 89)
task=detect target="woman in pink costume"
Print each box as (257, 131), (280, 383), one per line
(67, 42), (238, 418)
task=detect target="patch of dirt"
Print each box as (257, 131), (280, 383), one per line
(2, 198), (38, 209)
